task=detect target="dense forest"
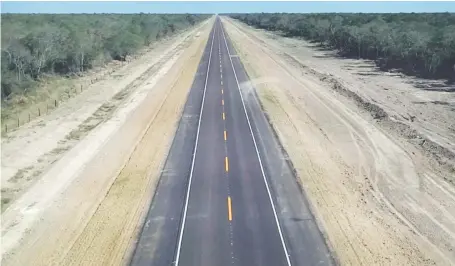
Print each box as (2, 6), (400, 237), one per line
(228, 13), (455, 82)
(1, 14), (209, 100)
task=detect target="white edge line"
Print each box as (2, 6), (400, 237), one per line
(174, 17), (216, 266)
(220, 18), (292, 266)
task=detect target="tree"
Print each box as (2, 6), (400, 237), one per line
(1, 13), (210, 100)
(105, 31), (143, 61)
(230, 13), (455, 81)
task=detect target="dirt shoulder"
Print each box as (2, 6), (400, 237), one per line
(222, 17), (455, 265)
(230, 21), (455, 175)
(1, 19), (211, 211)
(1, 17), (214, 266)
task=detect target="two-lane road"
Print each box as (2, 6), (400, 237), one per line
(176, 17), (290, 266)
(130, 17), (334, 266)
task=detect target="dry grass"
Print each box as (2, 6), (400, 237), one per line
(2, 77), (82, 132)
(1, 40), (154, 135)
(1, 19), (212, 219)
(0, 18), (213, 266)
(223, 17), (455, 265)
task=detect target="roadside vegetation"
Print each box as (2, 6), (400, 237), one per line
(1, 13), (209, 123)
(228, 13), (455, 82)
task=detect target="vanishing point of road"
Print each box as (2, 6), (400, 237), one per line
(130, 16), (334, 266)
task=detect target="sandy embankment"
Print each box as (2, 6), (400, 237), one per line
(1, 18), (211, 210)
(222, 17), (455, 266)
(1, 17), (214, 266)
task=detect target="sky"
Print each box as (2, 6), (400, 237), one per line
(1, 1), (455, 14)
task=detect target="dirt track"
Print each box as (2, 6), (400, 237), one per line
(1, 17), (214, 266)
(1, 21), (208, 210)
(2, 14), (454, 266)
(222, 17), (455, 265)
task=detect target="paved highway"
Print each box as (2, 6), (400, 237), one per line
(130, 17), (334, 266)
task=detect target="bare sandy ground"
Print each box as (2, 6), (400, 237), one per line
(1, 19), (211, 211)
(1, 17), (214, 265)
(222, 17), (455, 265)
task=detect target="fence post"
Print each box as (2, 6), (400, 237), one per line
(17, 118), (20, 127)
(5, 124), (8, 132)
(29, 113), (31, 122)
(38, 108), (41, 116)
(55, 99), (57, 107)
(81, 84), (83, 92)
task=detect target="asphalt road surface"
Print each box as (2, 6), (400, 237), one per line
(130, 16), (334, 266)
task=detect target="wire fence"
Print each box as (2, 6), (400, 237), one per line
(0, 61), (127, 135)
(1, 32), (182, 135)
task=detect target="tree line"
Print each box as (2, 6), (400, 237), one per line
(1, 13), (209, 100)
(228, 13), (455, 82)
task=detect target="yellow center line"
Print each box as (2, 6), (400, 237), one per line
(224, 130), (227, 141)
(222, 99), (224, 106)
(227, 196), (233, 221)
(222, 112), (225, 120)
(225, 156), (229, 172)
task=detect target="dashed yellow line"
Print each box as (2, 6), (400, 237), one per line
(224, 130), (227, 141)
(222, 112), (225, 120)
(225, 156), (229, 172)
(227, 196), (233, 221)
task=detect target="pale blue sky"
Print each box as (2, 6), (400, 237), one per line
(1, 1), (455, 14)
